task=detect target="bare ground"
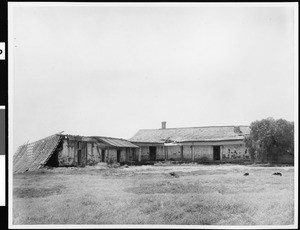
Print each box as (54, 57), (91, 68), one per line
(13, 163), (294, 225)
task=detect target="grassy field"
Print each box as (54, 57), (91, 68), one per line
(13, 163), (295, 225)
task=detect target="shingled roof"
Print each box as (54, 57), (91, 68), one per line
(129, 126), (250, 143)
(13, 134), (62, 173)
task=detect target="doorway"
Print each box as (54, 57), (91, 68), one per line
(77, 149), (82, 166)
(101, 149), (105, 162)
(117, 150), (121, 163)
(213, 146), (221, 160)
(149, 147), (156, 161)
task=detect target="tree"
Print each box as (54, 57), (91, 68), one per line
(245, 117), (294, 163)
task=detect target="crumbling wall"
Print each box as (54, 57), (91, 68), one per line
(194, 146), (213, 161)
(156, 146), (165, 160)
(123, 148), (138, 162)
(57, 140), (76, 166)
(86, 143), (102, 165)
(57, 140), (102, 167)
(183, 146), (192, 161)
(140, 146), (150, 161)
(107, 149), (117, 163)
(167, 146), (181, 160)
(221, 144), (249, 160)
(120, 148), (127, 162)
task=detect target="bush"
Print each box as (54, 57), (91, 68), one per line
(245, 117), (294, 163)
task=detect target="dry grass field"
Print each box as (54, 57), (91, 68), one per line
(13, 163), (294, 226)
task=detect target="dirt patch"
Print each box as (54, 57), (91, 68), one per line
(14, 185), (66, 198)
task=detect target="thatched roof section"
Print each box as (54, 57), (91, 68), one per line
(129, 126), (250, 143)
(13, 134), (62, 173)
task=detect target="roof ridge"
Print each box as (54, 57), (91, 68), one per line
(89, 135), (130, 141)
(138, 125), (249, 131)
(58, 133), (130, 141)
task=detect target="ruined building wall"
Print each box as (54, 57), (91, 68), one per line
(221, 144), (249, 160)
(86, 143), (101, 165)
(57, 140), (76, 166)
(56, 140), (104, 166)
(194, 146), (213, 161)
(140, 146), (150, 161)
(183, 146), (192, 160)
(167, 146), (181, 160)
(49, 139), (139, 166)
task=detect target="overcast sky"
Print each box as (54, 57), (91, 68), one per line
(11, 4), (296, 151)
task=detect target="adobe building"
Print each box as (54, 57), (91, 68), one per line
(13, 133), (139, 173)
(129, 122), (251, 163)
(15, 121), (292, 173)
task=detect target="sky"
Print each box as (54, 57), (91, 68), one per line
(10, 4), (296, 151)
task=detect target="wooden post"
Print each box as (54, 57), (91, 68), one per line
(166, 147), (168, 160)
(107, 148), (109, 163)
(91, 143), (94, 161)
(74, 141), (77, 166)
(85, 142), (88, 166)
(138, 148), (142, 162)
(180, 145), (184, 161)
(67, 140), (70, 158)
(129, 148), (132, 162)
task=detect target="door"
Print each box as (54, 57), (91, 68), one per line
(101, 149), (105, 162)
(77, 149), (82, 166)
(132, 148), (136, 161)
(117, 150), (121, 163)
(149, 147), (156, 161)
(213, 146), (221, 160)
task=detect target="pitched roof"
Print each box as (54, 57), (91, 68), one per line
(58, 134), (138, 148)
(92, 136), (139, 148)
(129, 126), (250, 143)
(13, 134), (62, 173)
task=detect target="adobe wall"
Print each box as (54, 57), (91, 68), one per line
(57, 140), (76, 166)
(139, 146), (165, 161)
(221, 144), (250, 160)
(86, 142), (102, 165)
(183, 146), (192, 160)
(194, 146), (214, 161)
(140, 146), (150, 161)
(56, 140), (134, 166)
(137, 141), (249, 162)
(167, 146), (181, 160)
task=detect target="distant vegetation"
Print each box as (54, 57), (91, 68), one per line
(245, 117), (294, 163)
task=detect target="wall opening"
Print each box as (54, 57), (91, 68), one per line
(149, 147), (156, 161)
(132, 148), (136, 161)
(45, 150), (59, 167)
(213, 146), (221, 160)
(117, 150), (121, 163)
(77, 149), (82, 166)
(101, 149), (105, 162)
(45, 140), (63, 167)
